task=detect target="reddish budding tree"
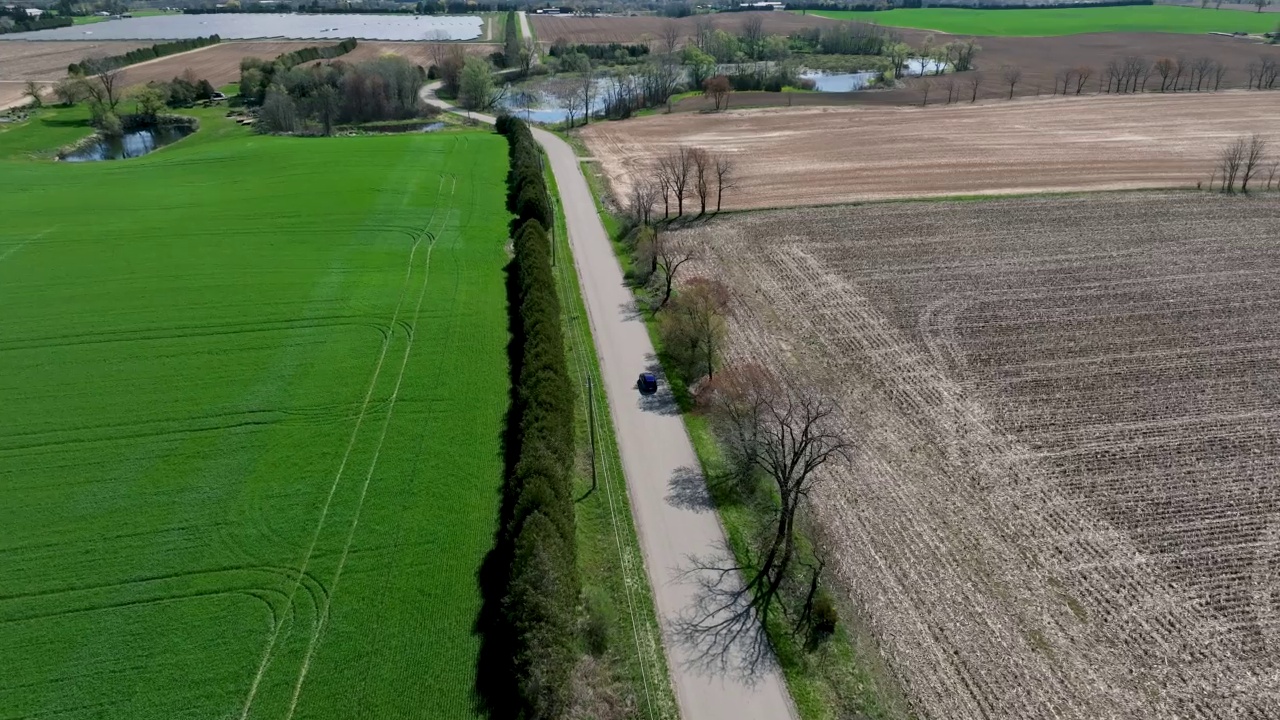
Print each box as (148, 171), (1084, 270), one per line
(703, 75), (732, 112)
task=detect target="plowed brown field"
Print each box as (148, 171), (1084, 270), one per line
(675, 192), (1280, 720)
(583, 92), (1280, 210)
(0, 40), (152, 81)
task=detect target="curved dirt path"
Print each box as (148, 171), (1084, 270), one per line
(421, 83), (797, 720)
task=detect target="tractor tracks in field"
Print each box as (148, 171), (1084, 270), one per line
(237, 166), (457, 720)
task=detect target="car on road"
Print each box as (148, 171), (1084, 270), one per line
(637, 371), (658, 395)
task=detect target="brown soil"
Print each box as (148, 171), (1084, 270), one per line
(674, 31), (1280, 109)
(0, 41), (152, 81)
(0, 81), (34, 110)
(674, 192), (1280, 720)
(530, 10), (835, 47)
(582, 92), (1280, 211)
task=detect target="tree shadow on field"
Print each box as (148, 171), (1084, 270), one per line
(471, 259), (522, 720)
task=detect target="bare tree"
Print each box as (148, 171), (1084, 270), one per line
(661, 20), (681, 56)
(1154, 57), (1175, 91)
(916, 77), (934, 106)
(1266, 161), (1280, 191)
(677, 375), (851, 673)
(941, 76), (957, 104)
(1212, 61), (1229, 91)
(741, 14), (765, 60)
(703, 75), (732, 112)
(968, 71), (983, 102)
(1073, 65), (1093, 95)
(1133, 56), (1154, 92)
(1219, 136), (1246, 192)
(1171, 55), (1188, 91)
(653, 232), (696, 311)
(1192, 56), (1214, 91)
(22, 81), (42, 108)
(547, 80), (579, 127)
(656, 160), (673, 219)
(691, 147), (713, 216)
(1105, 57), (1123, 93)
(629, 179), (660, 226)
(1001, 65), (1022, 99)
(579, 67), (598, 125)
(713, 153), (736, 213)
(76, 61), (124, 113)
(659, 146), (694, 217)
(694, 14), (714, 50)
(1241, 134), (1268, 192)
(1055, 67), (1074, 95)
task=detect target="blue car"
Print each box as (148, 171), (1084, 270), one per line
(637, 372), (658, 395)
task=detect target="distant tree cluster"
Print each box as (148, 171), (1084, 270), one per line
(252, 55), (426, 135)
(237, 38), (358, 105)
(67, 36), (221, 76)
(0, 6), (73, 35)
(548, 40), (649, 61)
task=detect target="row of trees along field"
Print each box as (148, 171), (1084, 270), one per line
(610, 150), (851, 674)
(487, 115), (581, 719)
(66, 36), (221, 75)
(911, 51), (1279, 105)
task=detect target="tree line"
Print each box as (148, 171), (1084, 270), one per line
(253, 54), (426, 134)
(484, 114), (581, 719)
(0, 12), (72, 34)
(608, 152), (849, 675)
(238, 38), (358, 106)
(1213, 134), (1274, 193)
(67, 35), (221, 76)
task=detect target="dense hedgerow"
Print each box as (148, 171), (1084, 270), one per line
(68, 36), (221, 75)
(493, 115), (580, 719)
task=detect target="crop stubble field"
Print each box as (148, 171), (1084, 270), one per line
(676, 193), (1280, 719)
(0, 126), (509, 718)
(583, 93), (1280, 210)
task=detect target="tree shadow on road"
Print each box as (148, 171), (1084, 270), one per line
(665, 465), (715, 512)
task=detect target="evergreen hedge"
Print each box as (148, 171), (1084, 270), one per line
(494, 115), (580, 719)
(68, 36), (221, 76)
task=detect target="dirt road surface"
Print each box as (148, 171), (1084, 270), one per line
(583, 91), (1280, 211)
(422, 82), (798, 720)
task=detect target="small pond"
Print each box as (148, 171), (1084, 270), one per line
(800, 70), (879, 92)
(498, 78), (613, 125)
(359, 122), (446, 133)
(62, 125), (193, 162)
(905, 57), (950, 77)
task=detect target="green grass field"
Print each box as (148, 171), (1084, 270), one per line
(806, 5), (1279, 35)
(0, 109), (509, 719)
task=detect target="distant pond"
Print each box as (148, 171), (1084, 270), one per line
(800, 70), (879, 92)
(61, 125), (193, 162)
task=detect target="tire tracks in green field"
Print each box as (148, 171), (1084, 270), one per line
(283, 170), (459, 720)
(238, 138), (461, 720)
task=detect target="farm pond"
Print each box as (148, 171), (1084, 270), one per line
(61, 125), (193, 162)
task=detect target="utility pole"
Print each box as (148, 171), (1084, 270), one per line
(537, 151), (556, 266)
(587, 376), (597, 492)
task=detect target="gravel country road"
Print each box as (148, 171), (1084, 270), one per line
(421, 75), (797, 719)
